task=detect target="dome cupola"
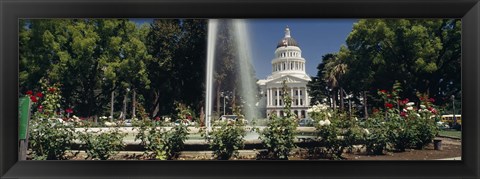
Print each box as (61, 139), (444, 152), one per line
(276, 27), (299, 48)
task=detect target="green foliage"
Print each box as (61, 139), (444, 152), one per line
(344, 19), (461, 107)
(208, 120), (246, 160)
(28, 80), (76, 160)
(175, 102), (195, 122)
(361, 118), (389, 155)
(78, 127), (126, 160)
(374, 85), (439, 151)
(309, 105), (362, 159)
(29, 119), (76, 160)
(134, 119), (189, 160)
(259, 80), (297, 160)
(160, 124), (189, 160)
(20, 19), (208, 119)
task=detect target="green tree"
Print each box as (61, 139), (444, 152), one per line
(145, 19), (182, 117)
(307, 53), (335, 105)
(343, 19), (461, 109)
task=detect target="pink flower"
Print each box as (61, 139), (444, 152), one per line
(429, 98), (435, 103)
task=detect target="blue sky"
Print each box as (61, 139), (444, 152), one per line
(246, 19), (357, 79)
(132, 19), (357, 79)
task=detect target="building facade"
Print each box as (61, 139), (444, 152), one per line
(257, 27), (312, 119)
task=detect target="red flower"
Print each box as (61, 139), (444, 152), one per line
(48, 87), (56, 93)
(385, 103), (394, 109)
(26, 90), (33, 96)
(419, 97), (425, 101)
(65, 108), (73, 114)
(400, 111), (407, 117)
(187, 115), (192, 120)
(429, 98), (435, 103)
(30, 96), (37, 102)
(155, 116), (160, 121)
(35, 92), (43, 98)
(398, 98), (409, 106)
(379, 89), (387, 93)
(38, 105), (43, 109)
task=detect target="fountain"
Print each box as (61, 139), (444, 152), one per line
(205, 19), (218, 132)
(205, 19), (259, 132)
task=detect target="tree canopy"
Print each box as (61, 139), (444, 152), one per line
(308, 19), (461, 116)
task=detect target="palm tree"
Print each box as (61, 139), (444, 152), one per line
(323, 55), (348, 112)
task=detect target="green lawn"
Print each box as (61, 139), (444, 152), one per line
(438, 130), (462, 139)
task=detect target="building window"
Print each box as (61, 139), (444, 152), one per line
(295, 99), (298, 106)
(300, 99), (303, 106)
(295, 90), (298, 95)
(300, 90), (303, 95)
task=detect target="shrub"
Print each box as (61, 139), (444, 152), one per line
(377, 84), (439, 151)
(28, 80), (76, 160)
(208, 120), (246, 160)
(361, 118), (389, 155)
(259, 80), (297, 160)
(78, 127), (126, 160)
(161, 124), (189, 160)
(29, 119), (77, 160)
(134, 119), (189, 160)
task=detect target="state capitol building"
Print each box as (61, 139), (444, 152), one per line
(257, 27), (312, 119)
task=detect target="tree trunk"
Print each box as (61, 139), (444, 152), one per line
(364, 91), (369, 119)
(110, 91), (115, 121)
(132, 90), (136, 119)
(332, 89), (337, 110)
(123, 92), (127, 120)
(340, 87), (345, 112)
(152, 89), (160, 118)
(216, 82), (221, 116)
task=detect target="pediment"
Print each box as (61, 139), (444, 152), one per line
(266, 74), (309, 85)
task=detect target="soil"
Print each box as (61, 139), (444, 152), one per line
(30, 137), (461, 161)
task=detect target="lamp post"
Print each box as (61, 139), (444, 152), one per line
(221, 91), (230, 116)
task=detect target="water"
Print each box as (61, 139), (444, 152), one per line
(205, 19), (218, 131)
(232, 19), (259, 122)
(205, 19), (259, 132)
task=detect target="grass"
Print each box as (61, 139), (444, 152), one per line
(438, 130), (462, 139)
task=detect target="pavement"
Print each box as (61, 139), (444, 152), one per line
(437, 157), (462, 160)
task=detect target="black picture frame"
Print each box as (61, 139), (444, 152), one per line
(1, 0), (479, 178)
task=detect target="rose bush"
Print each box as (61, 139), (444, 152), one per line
(28, 79), (77, 160)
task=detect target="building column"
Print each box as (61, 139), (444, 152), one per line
(297, 87), (300, 106)
(305, 87), (309, 106)
(276, 88), (280, 107)
(266, 88), (270, 106)
(290, 88), (294, 105)
(270, 88), (273, 107)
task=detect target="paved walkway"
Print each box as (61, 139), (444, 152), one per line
(437, 157), (461, 160)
